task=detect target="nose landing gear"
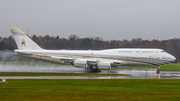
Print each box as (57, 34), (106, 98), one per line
(156, 65), (161, 79)
(156, 65), (161, 74)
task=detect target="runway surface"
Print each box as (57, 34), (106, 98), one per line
(1, 64), (180, 79)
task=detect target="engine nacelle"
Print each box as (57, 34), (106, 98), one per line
(98, 62), (111, 70)
(73, 59), (87, 68)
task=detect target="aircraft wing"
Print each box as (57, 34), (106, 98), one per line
(51, 56), (74, 61)
(50, 55), (120, 70)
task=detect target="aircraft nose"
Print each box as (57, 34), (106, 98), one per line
(171, 55), (176, 62)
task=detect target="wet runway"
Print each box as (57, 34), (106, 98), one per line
(1, 64), (180, 79)
(1, 71), (180, 79)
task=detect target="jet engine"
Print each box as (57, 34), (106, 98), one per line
(73, 59), (87, 68)
(98, 62), (111, 70)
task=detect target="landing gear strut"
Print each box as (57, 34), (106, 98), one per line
(156, 65), (161, 74)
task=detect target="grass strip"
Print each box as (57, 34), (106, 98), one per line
(0, 79), (180, 101)
(0, 72), (130, 76)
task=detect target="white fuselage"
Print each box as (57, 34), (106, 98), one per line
(15, 48), (176, 67)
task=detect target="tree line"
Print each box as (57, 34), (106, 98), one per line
(0, 35), (180, 61)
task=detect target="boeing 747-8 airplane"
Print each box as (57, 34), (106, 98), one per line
(10, 28), (176, 73)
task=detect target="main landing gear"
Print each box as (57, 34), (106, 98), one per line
(156, 65), (161, 74)
(86, 66), (101, 73)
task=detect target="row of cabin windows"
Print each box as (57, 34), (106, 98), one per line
(119, 51), (154, 53)
(81, 56), (167, 60)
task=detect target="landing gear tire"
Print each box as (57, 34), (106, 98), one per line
(90, 68), (94, 73)
(93, 69), (96, 73)
(97, 69), (101, 73)
(89, 68), (101, 73)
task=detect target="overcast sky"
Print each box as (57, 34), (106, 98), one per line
(0, 0), (180, 40)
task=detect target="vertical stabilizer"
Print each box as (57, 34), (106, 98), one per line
(10, 28), (42, 50)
